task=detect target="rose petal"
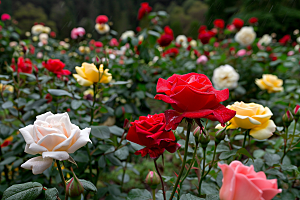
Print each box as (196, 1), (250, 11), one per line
(67, 128), (91, 153)
(42, 151), (70, 161)
(21, 156), (53, 175)
(19, 125), (35, 144)
(249, 120), (276, 140)
(37, 133), (67, 151)
(261, 188), (282, 200)
(233, 173), (262, 200)
(218, 163), (235, 200)
(26, 143), (48, 155)
(36, 111), (53, 121)
(53, 129), (80, 151)
(73, 74), (93, 86)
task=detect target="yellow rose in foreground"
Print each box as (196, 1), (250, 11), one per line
(73, 62), (112, 86)
(255, 74), (283, 93)
(217, 102), (276, 140)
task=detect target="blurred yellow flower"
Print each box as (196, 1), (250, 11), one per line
(0, 84), (14, 93)
(216, 102), (276, 140)
(255, 74), (283, 93)
(73, 63), (112, 86)
(84, 88), (94, 96)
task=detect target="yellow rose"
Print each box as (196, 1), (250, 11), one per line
(0, 84), (14, 93)
(217, 102), (276, 140)
(255, 74), (283, 93)
(73, 63), (112, 86)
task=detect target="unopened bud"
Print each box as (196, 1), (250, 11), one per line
(215, 127), (226, 144)
(283, 110), (294, 127)
(123, 119), (130, 131)
(293, 105), (300, 122)
(145, 171), (160, 189)
(199, 133), (210, 148)
(193, 126), (201, 144)
(67, 168), (84, 197)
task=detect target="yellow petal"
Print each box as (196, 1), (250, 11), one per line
(75, 66), (87, 79)
(73, 74), (93, 86)
(233, 115), (260, 129)
(83, 63), (99, 83)
(250, 120), (276, 140)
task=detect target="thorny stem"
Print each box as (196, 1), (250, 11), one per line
(203, 142), (218, 178)
(56, 160), (67, 200)
(154, 158), (166, 200)
(121, 157), (129, 190)
(198, 147), (206, 196)
(289, 122), (297, 146)
(281, 127), (289, 163)
(169, 122), (192, 200)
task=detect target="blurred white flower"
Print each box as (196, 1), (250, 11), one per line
(138, 35), (144, 42)
(212, 64), (239, 90)
(39, 33), (48, 42)
(189, 40), (197, 47)
(42, 26), (51, 34)
(176, 35), (188, 47)
(31, 24), (44, 35)
(95, 23), (110, 34)
(235, 26), (256, 46)
(297, 37), (300, 44)
(120, 30), (135, 40)
(258, 34), (272, 46)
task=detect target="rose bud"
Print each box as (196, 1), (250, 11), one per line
(67, 168), (85, 197)
(199, 133), (210, 148)
(283, 110), (294, 127)
(215, 127), (226, 144)
(193, 126), (202, 144)
(145, 171), (160, 189)
(293, 105), (300, 122)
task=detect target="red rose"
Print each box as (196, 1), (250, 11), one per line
(94, 41), (103, 47)
(50, 31), (56, 38)
(45, 93), (53, 103)
(42, 59), (71, 77)
(95, 15), (108, 24)
(126, 113), (181, 158)
(198, 31), (215, 44)
(157, 26), (174, 47)
(109, 38), (119, 47)
(162, 48), (179, 57)
(137, 2), (152, 20)
(198, 25), (207, 33)
(136, 26), (141, 32)
(154, 73), (236, 130)
(232, 18), (244, 29)
(11, 57), (33, 74)
(279, 35), (291, 45)
(213, 19), (225, 29)
(248, 17), (258, 24)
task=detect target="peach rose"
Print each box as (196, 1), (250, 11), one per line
(217, 102), (276, 140)
(218, 161), (281, 200)
(255, 74), (283, 93)
(20, 112), (91, 174)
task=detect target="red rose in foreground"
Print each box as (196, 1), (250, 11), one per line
(279, 35), (291, 45)
(198, 31), (215, 44)
(42, 59), (71, 77)
(137, 2), (152, 20)
(213, 19), (225, 29)
(248, 17), (258, 24)
(232, 18), (244, 29)
(157, 26), (174, 47)
(126, 113), (181, 158)
(11, 57), (33, 74)
(219, 161), (281, 200)
(154, 73), (236, 130)
(95, 15), (108, 24)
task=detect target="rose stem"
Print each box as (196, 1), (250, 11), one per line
(121, 157), (129, 191)
(202, 142), (218, 178)
(154, 158), (166, 200)
(56, 160), (67, 200)
(177, 142), (198, 200)
(281, 126), (289, 163)
(152, 189), (156, 200)
(198, 146), (206, 196)
(238, 129), (249, 161)
(289, 121), (297, 146)
(169, 122), (192, 200)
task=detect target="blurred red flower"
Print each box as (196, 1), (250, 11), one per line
(157, 26), (174, 47)
(137, 2), (152, 20)
(248, 17), (258, 24)
(232, 18), (244, 29)
(11, 57), (34, 74)
(42, 59), (71, 77)
(214, 19), (225, 29)
(198, 31), (215, 44)
(162, 48), (179, 57)
(279, 35), (291, 45)
(95, 15), (108, 24)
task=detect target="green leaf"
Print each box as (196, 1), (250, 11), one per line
(114, 146), (129, 160)
(71, 100), (82, 110)
(236, 148), (254, 160)
(148, 30), (160, 38)
(200, 182), (219, 195)
(45, 188), (59, 200)
(253, 149), (265, 159)
(264, 152), (280, 166)
(117, 173), (130, 183)
(180, 193), (205, 200)
(219, 149), (238, 160)
(91, 126), (110, 139)
(2, 182), (43, 200)
(98, 155), (106, 168)
(126, 189), (152, 200)
(106, 154), (122, 166)
(216, 144), (230, 153)
(78, 179), (97, 193)
(2, 101), (13, 109)
(108, 126), (124, 136)
(48, 89), (72, 97)
(0, 156), (16, 165)
(265, 168), (286, 180)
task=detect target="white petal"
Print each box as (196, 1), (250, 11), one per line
(21, 156), (53, 175)
(19, 125), (35, 144)
(42, 151), (70, 161)
(235, 114), (261, 125)
(53, 129), (80, 151)
(26, 143), (48, 154)
(37, 133), (67, 151)
(67, 128), (91, 153)
(36, 111), (53, 121)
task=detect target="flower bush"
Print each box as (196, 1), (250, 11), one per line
(0, 4), (300, 200)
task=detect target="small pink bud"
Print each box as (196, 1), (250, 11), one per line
(283, 110), (294, 127)
(293, 105), (300, 121)
(145, 171), (160, 189)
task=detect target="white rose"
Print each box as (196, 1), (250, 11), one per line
(212, 64), (239, 90)
(297, 37), (300, 44)
(176, 35), (188, 47)
(39, 33), (48, 42)
(95, 23), (110, 34)
(120, 30), (135, 40)
(20, 112), (91, 174)
(235, 26), (256, 46)
(258, 34), (272, 45)
(31, 24), (44, 35)
(189, 40), (197, 47)
(42, 26), (51, 34)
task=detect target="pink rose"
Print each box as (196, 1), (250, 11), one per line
(236, 49), (246, 57)
(218, 161), (281, 200)
(1, 13), (11, 21)
(71, 27), (86, 39)
(196, 55), (208, 64)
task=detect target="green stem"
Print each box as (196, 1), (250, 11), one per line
(203, 143), (218, 178)
(90, 84), (97, 125)
(121, 158), (128, 190)
(152, 189), (156, 200)
(290, 122), (297, 146)
(281, 127), (289, 163)
(56, 160), (67, 200)
(154, 159), (166, 200)
(86, 144), (93, 183)
(177, 143), (198, 200)
(198, 147), (206, 196)
(169, 122), (192, 200)
(238, 130), (249, 161)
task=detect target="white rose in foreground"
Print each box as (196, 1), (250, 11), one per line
(258, 34), (272, 45)
(235, 26), (256, 46)
(212, 64), (239, 90)
(120, 30), (135, 40)
(20, 112), (91, 174)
